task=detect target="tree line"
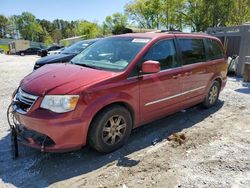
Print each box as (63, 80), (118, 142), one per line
(0, 0), (249, 45)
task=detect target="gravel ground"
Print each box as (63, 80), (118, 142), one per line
(0, 54), (250, 188)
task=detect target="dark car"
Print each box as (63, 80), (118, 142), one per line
(34, 39), (99, 70)
(18, 47), (41, 56)
(37, 45), (64, 57)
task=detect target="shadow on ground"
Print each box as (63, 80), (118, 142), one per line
(235, 82), (250, 94)
(0, 101), (224, 187)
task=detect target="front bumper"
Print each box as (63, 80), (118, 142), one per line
(13, 106), (89, 152)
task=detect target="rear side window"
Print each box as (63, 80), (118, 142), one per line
(178, 38), (206, 65)
(144, 39), (179, 70)
(206, 39), (224, 60)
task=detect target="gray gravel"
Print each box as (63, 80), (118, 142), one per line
(0, 54), (250, 188)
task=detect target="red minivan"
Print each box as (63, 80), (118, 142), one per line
(10, 32), (227, 153)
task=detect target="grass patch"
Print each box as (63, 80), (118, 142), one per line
(0, 44), (9, 53)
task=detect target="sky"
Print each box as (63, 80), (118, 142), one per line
(0, 0), (132, 23)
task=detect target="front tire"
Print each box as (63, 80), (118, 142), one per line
(88, 105), (132, 153)
(202, 80), (220, 108)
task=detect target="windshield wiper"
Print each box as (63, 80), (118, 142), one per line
(62, 52), (76, 55)
(73, 62), (99, 69)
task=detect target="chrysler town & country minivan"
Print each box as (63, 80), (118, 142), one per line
(10, 32), (227, 153)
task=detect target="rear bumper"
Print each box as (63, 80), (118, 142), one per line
(13, 109), (89, 152)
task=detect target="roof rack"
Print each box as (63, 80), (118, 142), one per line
(147, 30), (183, 33)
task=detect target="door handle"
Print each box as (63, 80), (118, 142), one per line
(172, 74), (181, 79)
(197, 70), (206, 74)
(184, 72), (192, 76)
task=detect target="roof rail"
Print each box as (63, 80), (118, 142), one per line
(147, 29), (183, 34)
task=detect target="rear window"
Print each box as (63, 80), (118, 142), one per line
(178, 38), (206, 65)
(206, 39), (224, 60)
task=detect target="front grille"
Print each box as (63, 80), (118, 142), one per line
(15, 88), (38, 113)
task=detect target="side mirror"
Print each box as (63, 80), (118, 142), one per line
(142, 60), (160, 74)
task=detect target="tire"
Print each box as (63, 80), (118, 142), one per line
(88, 105), (132, 153)
(202, 80), (220, 108)
(20, 52), (24, 56)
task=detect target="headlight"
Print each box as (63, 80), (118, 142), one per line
(40, 95), (79, 113)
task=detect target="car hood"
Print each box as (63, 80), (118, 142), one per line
(35, 53), (76, 65)
(21, 63), (120, 96)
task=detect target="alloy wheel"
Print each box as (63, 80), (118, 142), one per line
(208, 85), (218, 104)
(102, 115), (127, 145)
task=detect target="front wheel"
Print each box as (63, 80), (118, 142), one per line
(202, 80), (220, 108)
(88, 105), (132, 153)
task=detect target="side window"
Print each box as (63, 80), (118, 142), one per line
(143, 39), (179, 70)
(206, 39), (224, 60)
(179, 38), (206, 65)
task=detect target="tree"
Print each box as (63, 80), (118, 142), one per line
(43, 33), (53, 46)
(125, 0), (250, 32)
(51, 29), (62, 43)
(102, 13), (128, 35)
(76, 20), (101, 39)
(179, 0), (211, 32)
(160, 0), (186, 30)
(178, 0), (250, 31)
(0, 15), (9, 38)
(228, 0), (250, 25)
(125, 0), (162, 29)
(15, 12), (43, 41)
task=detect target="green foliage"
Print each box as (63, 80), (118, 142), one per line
(125, 0), (250, 31)
(102, 13), (128, 35)
(125, 0), (162, 29)
(0, 44), (8, 53)
(76, 20), (101, 39)
(227, 0), (250, 25)
(15, 12), (43, 41)
(62, 40), (70, 47)
(0, 15), (9, 38)
(43, 33), (53, 46)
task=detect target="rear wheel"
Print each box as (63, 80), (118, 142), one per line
(88, 105), (132, 153)
(20, 52), (24, 56)
(202, 80), (220, 108)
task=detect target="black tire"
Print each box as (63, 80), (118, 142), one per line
(202, 80), (220, 108)
(88, 105), (132, 153)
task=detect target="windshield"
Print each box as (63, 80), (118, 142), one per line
(62, 40), (96, 54)
(71, 37), (150, 71)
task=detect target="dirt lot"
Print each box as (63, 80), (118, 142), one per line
(0, 54), (250, 188)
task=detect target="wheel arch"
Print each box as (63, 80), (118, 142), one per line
(214, 77), (222, 88)
(86, 101), (135, 143)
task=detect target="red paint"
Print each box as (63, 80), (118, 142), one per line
(14, 33), (227, 152)
(142, 60), (161, 73)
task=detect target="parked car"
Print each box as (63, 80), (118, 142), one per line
(47, 48), (65, 55)
(18, 47), (41, 56)
(33, 39), (99, 70)
(10, 32), (227, 153)
(37, 45), (64, 57)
